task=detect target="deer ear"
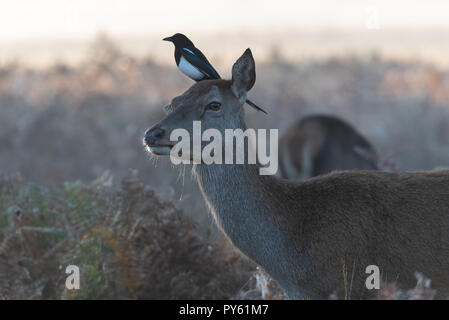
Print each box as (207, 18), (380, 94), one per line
(231, 48), (256, 101)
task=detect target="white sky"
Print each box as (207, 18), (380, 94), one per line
(1, 0), (449, 41)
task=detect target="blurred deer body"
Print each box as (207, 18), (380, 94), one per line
(279, 115), (378, 180)
(145, 49), (449, 299)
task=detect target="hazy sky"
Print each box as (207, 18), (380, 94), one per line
(1, 0), (449, 41)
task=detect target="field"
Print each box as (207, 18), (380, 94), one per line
(1, 35), (449, 299)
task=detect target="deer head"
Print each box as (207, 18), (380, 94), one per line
(144, 49), (256, 159)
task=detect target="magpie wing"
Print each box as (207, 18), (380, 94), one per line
(182, 48), (221, 80)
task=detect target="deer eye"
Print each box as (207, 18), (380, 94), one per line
(207, 102), (221, 111)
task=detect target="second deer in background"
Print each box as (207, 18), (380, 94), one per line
(279, 115), (378, 180)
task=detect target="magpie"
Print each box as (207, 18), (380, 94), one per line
(163, 33), (267, 114)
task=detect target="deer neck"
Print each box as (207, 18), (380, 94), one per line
(191, 118), (295, 268)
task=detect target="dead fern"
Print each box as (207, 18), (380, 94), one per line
(0, 172), (254, 299)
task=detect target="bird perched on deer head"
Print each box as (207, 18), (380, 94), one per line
(163, 33), (267, 114)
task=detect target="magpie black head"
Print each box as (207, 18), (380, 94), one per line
(163, 33), (194, 48)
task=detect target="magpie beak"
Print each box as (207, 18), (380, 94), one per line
(163, 37), (172, 42)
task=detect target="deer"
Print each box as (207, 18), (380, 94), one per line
(279, 115), (378, 180)
(144, 48), (449, 299)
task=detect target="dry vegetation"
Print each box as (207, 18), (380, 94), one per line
(0, 172), (256, 299)
(1, 34), (449, 299)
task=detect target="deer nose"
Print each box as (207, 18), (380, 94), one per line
(144, 127), (166, 145)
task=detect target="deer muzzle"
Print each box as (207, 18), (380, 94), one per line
(144, 126), (174, 156)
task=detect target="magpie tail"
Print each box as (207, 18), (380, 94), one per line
(245, 99), (267, 114)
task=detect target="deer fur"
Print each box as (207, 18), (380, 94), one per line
(144, 49), (449, 299)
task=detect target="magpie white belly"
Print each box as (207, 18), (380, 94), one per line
(178, 56), (204, 81)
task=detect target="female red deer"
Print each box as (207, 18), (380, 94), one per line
(144, 49), (449, 299)
(279, 115), (378, 180)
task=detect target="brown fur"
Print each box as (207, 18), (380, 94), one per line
(262, 169), (449, 298)
(145, 49), (449, 299)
